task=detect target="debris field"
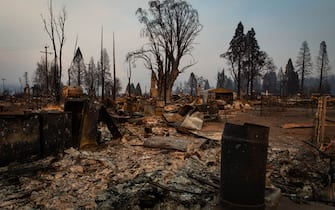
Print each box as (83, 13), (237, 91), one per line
(1, 98), (335, 210)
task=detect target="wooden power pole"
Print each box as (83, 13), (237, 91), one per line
(40, 45), (52, 94)
(101, 26), (105, 101)
(113, 32), (116, 101)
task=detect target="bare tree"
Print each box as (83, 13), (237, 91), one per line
(41, 0), (66, 102)
(56, 6), (66, 82)
(127, 0), (202, 102)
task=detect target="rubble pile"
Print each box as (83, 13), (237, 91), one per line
(0, 114), (221, 209)
(2, 97), (335, 209)
(267, 146), (330, 203)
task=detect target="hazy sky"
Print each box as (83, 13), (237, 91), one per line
(1, 0), (335, 92)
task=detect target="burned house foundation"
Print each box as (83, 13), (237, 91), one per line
(0, 111), (71, 166)
(0, 98), (122, 167)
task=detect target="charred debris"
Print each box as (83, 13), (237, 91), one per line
(1, 90), (335, 209)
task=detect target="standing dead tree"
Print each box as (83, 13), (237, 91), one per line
(317, 41), (331, 95)
(127, 0), (202, 102)
(295, 41), (313, 96)
(41, 0), (66, 103)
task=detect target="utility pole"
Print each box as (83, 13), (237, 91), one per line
(101, 26), (105, 101)
(113, 32), (116, 101)
(127, 58), (132, 97)
(40, 45), (52, 94)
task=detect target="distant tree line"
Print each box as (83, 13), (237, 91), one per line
(220, 21), (332, 98)
(173, 36), (332, 98)
(33, 47), (122, 97)
(263, 40), (331, 97)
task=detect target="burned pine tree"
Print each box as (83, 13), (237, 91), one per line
(69, 47), (86, 87)
(222, 23), (268, 99)
(126, 0), (202, 102)
(216, 68), (225, 88)
(135, 82), (142, 96)
(243, 28), (266, 98)
(221, 22), (245, 99)
(285, 58), (299, 97)
(188, 72), (197, 96)
(316, 41), (331, 95)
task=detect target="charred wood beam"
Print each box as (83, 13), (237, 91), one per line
(99, 106), (122, 139)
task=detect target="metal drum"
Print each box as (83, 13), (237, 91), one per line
(221, 123), (269, 210)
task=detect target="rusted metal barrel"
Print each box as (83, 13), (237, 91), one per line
(220, 123), (269, 210)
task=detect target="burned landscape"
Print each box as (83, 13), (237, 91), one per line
(1, 0), (335, 210)
(1, 95), (335, 210)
